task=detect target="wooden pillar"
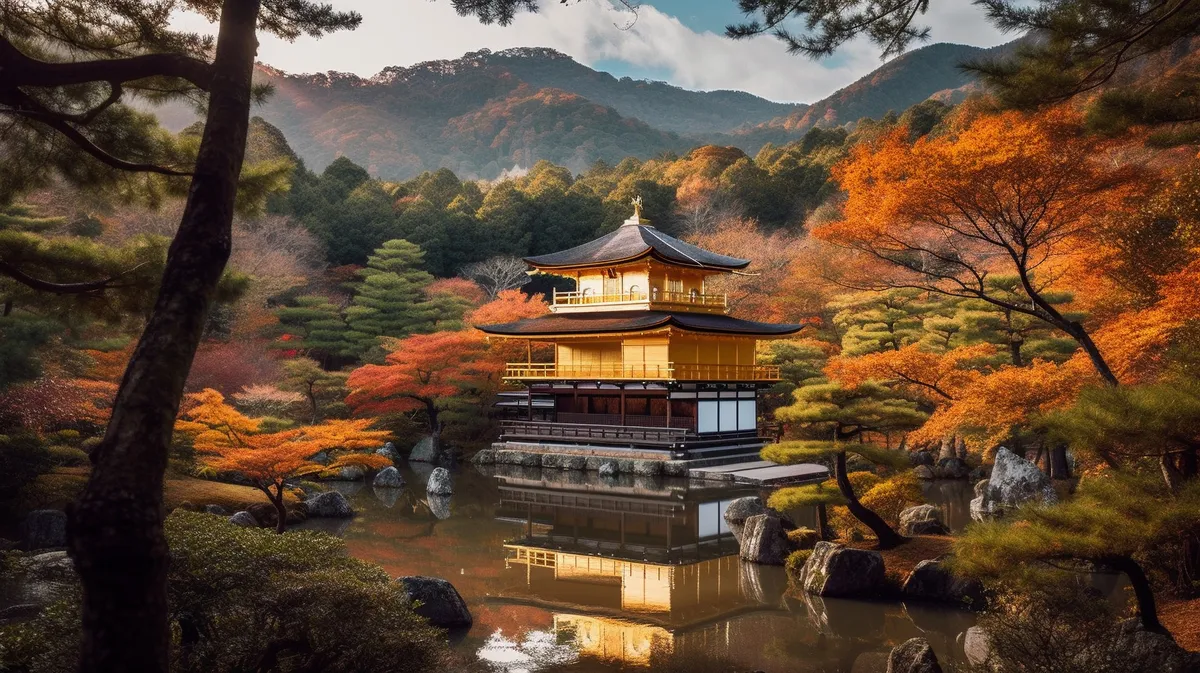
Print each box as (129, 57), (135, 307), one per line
(620, 387), (626, 427)
(666, 392), (672, 428)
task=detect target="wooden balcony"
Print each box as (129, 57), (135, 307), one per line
(503, 362), (781, 381)
(501, 420), (688, 447)
(550, 289), (727, 313)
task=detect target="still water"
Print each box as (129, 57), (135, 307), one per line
(304, 464), (978, 673)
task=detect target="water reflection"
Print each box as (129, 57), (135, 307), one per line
(314, 464), (977, 672)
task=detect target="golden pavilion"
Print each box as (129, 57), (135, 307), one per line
(477, 199), (802, 461)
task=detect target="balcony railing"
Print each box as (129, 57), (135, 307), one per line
(552, 289), (727, 309)
(503, 362), (781, 381)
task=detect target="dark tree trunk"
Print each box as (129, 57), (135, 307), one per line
(1008, 335), (1024, 367)
(65, 2), (260, 671)
(816, 503), (830, 541)
(271, 490), (287, 535)
(1102, 555), (1167, 636)
(1049, 445), (1071, 480)
(833, 451), (906, 549)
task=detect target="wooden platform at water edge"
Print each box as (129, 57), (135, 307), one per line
(687, 460), (827, 486)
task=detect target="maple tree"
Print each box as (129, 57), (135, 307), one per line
(820, 108), (1143, 386)
(176, 389), (389, 533)
(346, 331), (501, 441)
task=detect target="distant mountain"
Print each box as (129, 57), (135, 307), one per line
(761, 40), (1021, 133)
(479, 47), (803, 134)
(153, 42), (1021, 181)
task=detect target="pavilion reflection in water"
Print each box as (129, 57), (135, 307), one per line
(492, 471), (789, 665)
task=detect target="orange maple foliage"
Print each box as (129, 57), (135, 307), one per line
(910, 358), (1096, 452)
(176, 389), (390, 532)
(826, 343), (997, 405)
(820, 107), (1146, 385)
(1090, 255), (1200, 382)
(464, 289), (548, 327)
(346, 330), (501, 435)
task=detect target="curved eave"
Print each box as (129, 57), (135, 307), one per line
(475, 311), (804, 339)
(525, 249), (745, 273)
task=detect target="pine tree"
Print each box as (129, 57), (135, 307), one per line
(955, 276), (1079, 367)
(830, 289), (930, 355)
(279, 357), (349, 424)
(344, 240), (439, 357)
(770, 379), (927, 548)
(275, 296), (355, 367)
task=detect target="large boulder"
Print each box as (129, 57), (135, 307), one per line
(229, 511), (259, 528)
(899, 505), (949, 536)
(408, 436), (440, 463)
(304, 490), (354, 518)
(738, 514), (791, 565)
(962, 626), (991, 667)
(426, 494), (452, 520)
(470, 448), (496, 465)
(912, 465), (935, 481)
(1116, 619), (1200, 673)
(21, 510), (67, 550)
(971, 447), (1057, 521)
(373, 466), (404, 488)
(902, 559), (986, 609)
(886, 638), (942, 673)
(376, 442), (401, 464)
(396, 576), (472, 629)
(797, 542), (886, 597)
(561, 455), (586, 471)
(910, 450), (935, 467)
(934, 457), (970, 480)
(426, 467), (453, 495)
(724, 496), (768, 545)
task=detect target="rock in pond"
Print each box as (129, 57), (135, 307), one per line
(204, 504), (230, 516)
(971, 447), (1057, 521)
(396, 576), (472, 629)
(597, 461), (619, 478)
(723, 496), (767, 545)
(902, 559), (985, 609)
(561, 455), (586, 471)
(797, 542), (886, 598)
(229, 511), (259, 528)
(409, 436), (440, 463)
(934, 457), (970, 480)
(426, 467), (453, 495)
(886, 637), (942, 673)
(912, 465), (935, 481)
(962, 626), (991, 667)
(470, 448), (496, 465)
(738, 514), (791, 565)
(304, 491), (354, 518)
(631, 459), (663, 476)
(899, 505), (949, 536)
(910, 450), (935, 466)
(376, 442), (401, 464)
(427, 494), (451, 520)
(21, 510), (67, 550)
(373, 466), (404, 488)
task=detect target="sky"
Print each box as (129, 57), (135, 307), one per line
(173, 0), (1012, 104)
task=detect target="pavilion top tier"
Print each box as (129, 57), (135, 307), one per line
(525, 199), (748, 315)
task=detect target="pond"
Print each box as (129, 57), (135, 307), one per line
(303, 464), (981, 673)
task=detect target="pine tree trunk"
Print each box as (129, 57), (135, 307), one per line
(272, 491), (287, 535)
(834, 451), (906, 549)
(1049, 445), (1071, 480)
(66, 2), (260, 671)
(816, 503), (830, 541)
(1102, 555), (1167, 635)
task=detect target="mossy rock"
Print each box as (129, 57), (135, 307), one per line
(785, 549), (813, 582)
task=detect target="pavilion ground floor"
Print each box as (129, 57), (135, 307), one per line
(493, 380), (778, 462)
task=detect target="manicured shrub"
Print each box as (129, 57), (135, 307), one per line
(0, 512), (453, 673)
(45, 445), (89, 467)
(787, 527), (818, 550)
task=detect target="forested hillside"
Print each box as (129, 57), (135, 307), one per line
(150, 43), (1018, 181)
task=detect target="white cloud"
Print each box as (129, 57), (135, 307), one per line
(171, 0), (1010, 104)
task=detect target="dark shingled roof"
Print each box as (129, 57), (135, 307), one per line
(524, 224), (750, 270)
(477, 311), (803, 337)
